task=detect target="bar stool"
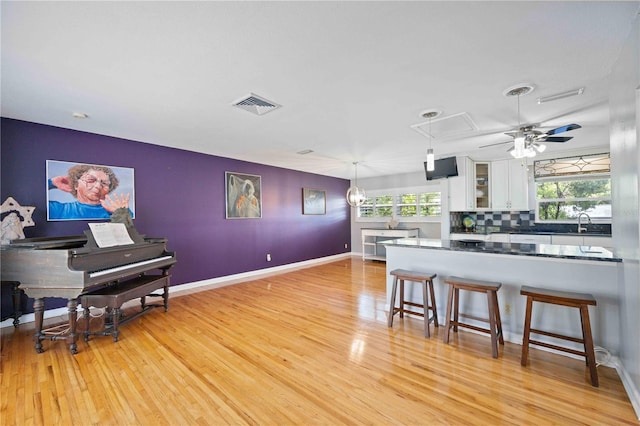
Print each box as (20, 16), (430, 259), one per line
(443, 276), (503, 358)
(388, 269), (438, 337)
(520, 285), (599, 387)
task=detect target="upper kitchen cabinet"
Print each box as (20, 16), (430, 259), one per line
(490, 159), (529, 210)
(449, 157), (529, 211)
(449, 156), (474, 211)
(474, 162), (490, 209)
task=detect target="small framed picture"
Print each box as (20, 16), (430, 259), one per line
(302, 188), (326, 215)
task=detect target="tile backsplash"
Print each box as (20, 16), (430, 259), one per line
(450, 211), (612, 235)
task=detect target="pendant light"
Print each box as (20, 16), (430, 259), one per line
(346, 161), (366, 207)
(419, 110), (440, 172)
(424, 111), (437, 172)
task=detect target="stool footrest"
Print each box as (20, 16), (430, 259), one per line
(528, 339), (587, 358)
(393, 308), (424, 318)
(529, 328), (584, 344)
(449, 321), (502, 338)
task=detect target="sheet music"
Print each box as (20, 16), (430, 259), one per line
(88, 223), (135, 248)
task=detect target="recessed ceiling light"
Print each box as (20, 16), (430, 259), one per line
(297, 149), (314, 155)
(72, 112), (89, 119)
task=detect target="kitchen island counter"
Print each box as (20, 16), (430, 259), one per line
(382, 238), (623, 357)
(384, 238), (621, 262)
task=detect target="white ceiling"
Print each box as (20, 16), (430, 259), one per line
(2, 1), (638, 180)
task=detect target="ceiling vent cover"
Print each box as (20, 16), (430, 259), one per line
(232, 93), (281, 116)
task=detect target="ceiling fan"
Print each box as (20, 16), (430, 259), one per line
(480, 85), (582, 158)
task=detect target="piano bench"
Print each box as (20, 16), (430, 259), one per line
(81, 274), (170, 343)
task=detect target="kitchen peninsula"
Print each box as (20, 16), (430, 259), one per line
(383, 238), (623, 356)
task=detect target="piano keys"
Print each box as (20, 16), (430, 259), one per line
(1, 232), (176, 354)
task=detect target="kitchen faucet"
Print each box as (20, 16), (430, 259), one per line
(577, 212), (592, 233)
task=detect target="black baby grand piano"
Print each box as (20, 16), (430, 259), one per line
(1, 227), (176, 354)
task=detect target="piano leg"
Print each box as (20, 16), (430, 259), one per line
(66, 299), (78, 354)
(11, 283), (23, 327)
(33, 298), (45, 353)
(111, 307), (120, 342)
(162, 281), (169, 312)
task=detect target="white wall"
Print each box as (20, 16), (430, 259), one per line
(609, 8), (640, 419)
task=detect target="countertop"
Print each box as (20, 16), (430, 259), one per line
(450, 225), (611, 237)
(383, 238), (621, 262)
(451, 231), (612, 237)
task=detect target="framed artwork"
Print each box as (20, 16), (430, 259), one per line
(226, 172), (262, 218)
(302, 188), (326, 215)
(46, 160), (135, 221)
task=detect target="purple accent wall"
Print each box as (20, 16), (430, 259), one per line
(1, 118), (351, 310)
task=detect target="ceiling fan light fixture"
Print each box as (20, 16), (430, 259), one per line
(532, 143), (546, 153)
(514, 133), (526, 158)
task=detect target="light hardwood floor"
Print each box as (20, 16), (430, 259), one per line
(1, 258), (638, 425)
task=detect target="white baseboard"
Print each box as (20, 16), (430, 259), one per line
(614, 358), (640, 420)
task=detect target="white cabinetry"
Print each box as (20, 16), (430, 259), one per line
(491, 159), (529, 210)
(449, 156), (474, 211)
(552, 235), (613, 249)
(583, 236), (612, 249)
(474, 162), (491, 209)
(449, 233), (491, 241)
(361, 228), (419, 261)
(450, 157), (528, 211)
(489, 233), (510, 243)
(509, 234), (552, 244)
(551, 235), (584, 246)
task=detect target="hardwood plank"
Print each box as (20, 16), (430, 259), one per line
(1, 258), (637, 425)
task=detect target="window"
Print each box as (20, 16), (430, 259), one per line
(534, 153), (611, 222)
(357, 187), (442, 222)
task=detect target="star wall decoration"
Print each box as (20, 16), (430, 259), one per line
(1, 197), (35, 227)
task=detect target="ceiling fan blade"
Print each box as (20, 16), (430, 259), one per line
(479, 140), (512, 149)
(540, 136), (573, 143)
(545, 123), (582, 135)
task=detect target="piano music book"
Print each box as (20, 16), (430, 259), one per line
(88, 223), (135, 248)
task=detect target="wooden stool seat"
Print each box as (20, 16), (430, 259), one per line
(443, 276), (503, 358)
(520, 285), (599, 387)
(388, 269), (438, 337)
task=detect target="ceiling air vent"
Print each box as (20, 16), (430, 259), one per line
(232, 93), (281, 116)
